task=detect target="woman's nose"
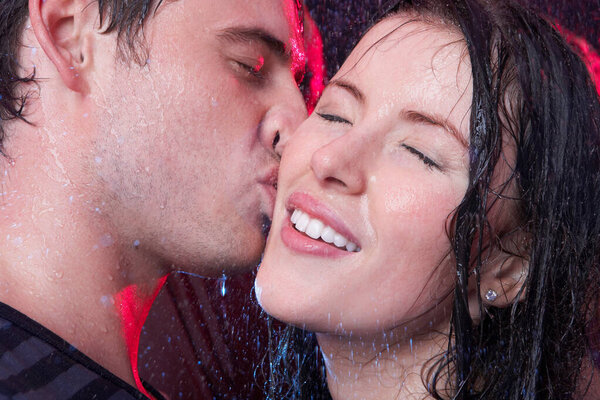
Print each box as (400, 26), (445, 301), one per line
(310, 132), (368, 194)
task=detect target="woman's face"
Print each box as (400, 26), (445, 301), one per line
(256, 16), (473, 336)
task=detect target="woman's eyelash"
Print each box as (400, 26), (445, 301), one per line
(401, 144), (441, 170)
(316, 112), (352, 125)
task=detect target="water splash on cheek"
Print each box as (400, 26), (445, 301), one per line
(360, 193), (375, 239)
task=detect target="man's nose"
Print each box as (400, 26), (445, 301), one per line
(259, 86), (307, 159)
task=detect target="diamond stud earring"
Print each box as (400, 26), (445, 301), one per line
(485, 289), (498, 302)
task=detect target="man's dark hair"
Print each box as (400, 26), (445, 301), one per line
(0, 0), (164, 157)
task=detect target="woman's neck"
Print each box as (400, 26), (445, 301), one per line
(316, 330), (447, 400)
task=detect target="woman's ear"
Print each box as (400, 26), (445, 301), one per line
(29, 0), (96, 93)
(468, 231), (530, 316)
(479, 252), (528, 307)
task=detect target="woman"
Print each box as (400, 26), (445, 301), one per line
(255, 0), (600, 399)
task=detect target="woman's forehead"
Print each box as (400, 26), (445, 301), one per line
(353, 14), (464, 58)
(334, 15), (473, 141)
(338, 15), (471, 90)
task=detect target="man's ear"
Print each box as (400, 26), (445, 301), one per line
(29, 0), (96, 93)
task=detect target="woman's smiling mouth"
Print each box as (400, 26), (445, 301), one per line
(290, 209), (360, 252)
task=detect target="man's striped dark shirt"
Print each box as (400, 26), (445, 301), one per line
(0, 302), (163, 400)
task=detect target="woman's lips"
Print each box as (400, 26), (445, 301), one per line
(290, 209), (360, 251)
(281, 216), (352, 258)
(286, 192), (361, 246)
(280, 192), (361, 257)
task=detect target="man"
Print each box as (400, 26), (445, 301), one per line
(0, 0), (306, 397)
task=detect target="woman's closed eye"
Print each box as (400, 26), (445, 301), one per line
(401, 144), (441, 171)
(316, 112), (353, 125)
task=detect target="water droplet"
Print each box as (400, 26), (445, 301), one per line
(99, 233), (114, 247)
(219, 274), (227, 297)
(100, 295), (113, 306)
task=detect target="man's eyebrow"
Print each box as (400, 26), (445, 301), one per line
(217, 27), (288, 61)
(328, 79), (366, 104)
(402, 110), (468, 148)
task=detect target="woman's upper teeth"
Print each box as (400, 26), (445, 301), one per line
(290, 209), (360, 252)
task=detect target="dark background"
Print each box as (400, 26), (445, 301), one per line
(305, 0), (600, 81)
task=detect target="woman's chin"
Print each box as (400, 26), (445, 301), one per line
(256, 261), (317, 329)
(254, 259), (286, 318)
(255, 264), (294, 321)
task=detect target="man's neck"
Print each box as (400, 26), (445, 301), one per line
(0, 152), (167, 388)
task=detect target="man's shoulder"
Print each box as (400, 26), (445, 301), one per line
(0, 302), (157, 400)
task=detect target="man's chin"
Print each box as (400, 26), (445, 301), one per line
(173, 241), (265, 278)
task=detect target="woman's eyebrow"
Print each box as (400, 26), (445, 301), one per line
(402, 110), (468, 148)
(328, 79), (365, 104)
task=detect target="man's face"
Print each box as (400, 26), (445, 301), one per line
(88, 0), (307, 274)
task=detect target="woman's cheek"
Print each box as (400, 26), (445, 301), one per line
(382, 178), (458, 218)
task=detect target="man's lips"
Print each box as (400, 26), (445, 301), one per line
(258, 166), (278, 187)
(258, 166), (279, 220)
(260, 183), (277, 220)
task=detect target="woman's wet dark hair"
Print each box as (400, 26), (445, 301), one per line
(0, 0), (166, 157)
(264, 0), (600, 399)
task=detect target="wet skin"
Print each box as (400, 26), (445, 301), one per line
(256, 16), (473, 400)
(0, 0), (307, 387)
(89, 0), (308, 275)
